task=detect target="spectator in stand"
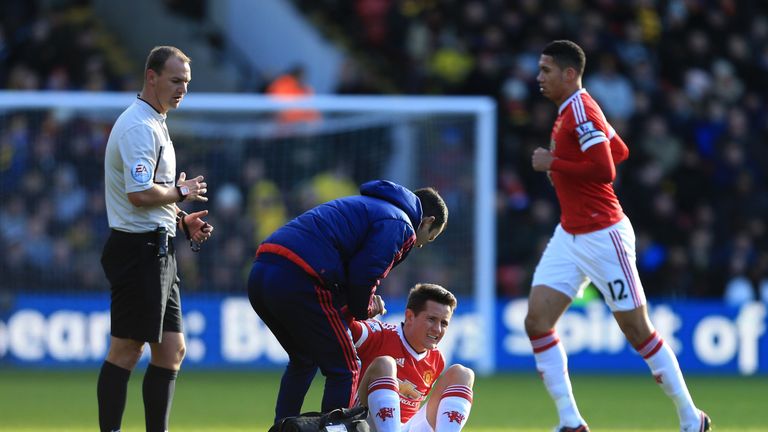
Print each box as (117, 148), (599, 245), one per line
(585, 54), (635, 122)
(266, 64), (320, 124)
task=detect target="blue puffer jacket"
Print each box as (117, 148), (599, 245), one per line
(257, 180), (422, 319)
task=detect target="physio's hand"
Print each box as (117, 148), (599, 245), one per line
(178, 172), (208, 202)
(184, 210), (214, 243)
(369, 295), (387, 318)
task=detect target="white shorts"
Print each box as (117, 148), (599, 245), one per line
(367, 405), (432, 432)
(401, 405), (431, 432)
(532, 217), (646, 311)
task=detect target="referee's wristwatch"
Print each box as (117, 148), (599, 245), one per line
(176, 185), (190, 202)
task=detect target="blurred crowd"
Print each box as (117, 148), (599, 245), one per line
(2, 0), (768, 303)
(0, 106), (397, 294)
(0, 0), (136, 91)
(0, 105), (469, 297)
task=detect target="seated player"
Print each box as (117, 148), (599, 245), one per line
(349, 283), (474, 432)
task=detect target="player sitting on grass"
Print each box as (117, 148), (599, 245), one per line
(350, 283), (474, 432)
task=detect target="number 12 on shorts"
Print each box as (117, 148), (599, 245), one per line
(607, 279), (627, 301)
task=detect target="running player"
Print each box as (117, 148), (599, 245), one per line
(526, 40), (711, 432)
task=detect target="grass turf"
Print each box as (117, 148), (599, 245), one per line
(0, 369), (765, 431)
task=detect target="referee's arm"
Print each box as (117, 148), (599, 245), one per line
(127, 185), (183, 207)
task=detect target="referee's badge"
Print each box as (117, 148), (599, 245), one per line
(131, 159), (152, 184)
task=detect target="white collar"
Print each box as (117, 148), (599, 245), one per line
(398, 323), (428, 361)
(558, 88), (587, 115)
(135, 97), (167, 121)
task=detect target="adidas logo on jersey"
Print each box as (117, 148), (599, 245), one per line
(395, 358), (405, 367)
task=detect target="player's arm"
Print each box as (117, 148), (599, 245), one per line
(610, 133), (629, 165)
(349, 318), (385, 350)
(549, 142), (616, 182)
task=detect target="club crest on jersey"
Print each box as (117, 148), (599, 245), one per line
(423, 371), (434, 385)
(131, 159), (152, 184)
(575, 121), (596, 137)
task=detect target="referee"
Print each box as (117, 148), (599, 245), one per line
(98, 46), (213, 432)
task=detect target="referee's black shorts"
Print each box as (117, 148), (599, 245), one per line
(101, 229), (183, 343)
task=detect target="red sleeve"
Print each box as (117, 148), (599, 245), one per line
(610, 134), (629, 165)
(349, 319), (364, 341)
(550, 142), (616, 182)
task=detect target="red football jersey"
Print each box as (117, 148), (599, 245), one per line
(549, 89), (627, 233)
(350, 319), (445, 423)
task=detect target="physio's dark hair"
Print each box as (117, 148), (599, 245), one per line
(406, 283), (457, 314)
(145, 46), (191, 75)
(414, 187), (448, 230)
(542, 40), (586, 77)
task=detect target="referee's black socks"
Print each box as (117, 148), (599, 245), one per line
(97, 361), (131, 432)
(143, 363), (179, 432)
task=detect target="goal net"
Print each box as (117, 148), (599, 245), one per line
(0, 91), (496, 372)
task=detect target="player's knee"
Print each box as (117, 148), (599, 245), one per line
(617, 320), (653, 347)
(443, 364), (475, 387)
(524, 312), (550, 337)
(614, 309), (654, 346)
(369, 356), (397, 376)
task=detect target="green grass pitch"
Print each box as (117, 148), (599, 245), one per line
(0, 369), (765, 431)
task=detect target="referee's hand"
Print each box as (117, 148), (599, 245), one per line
(185, 210), (214, 243)
(178, 172), (208, 202)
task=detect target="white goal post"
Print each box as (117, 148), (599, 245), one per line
(0, 91), (497, 374)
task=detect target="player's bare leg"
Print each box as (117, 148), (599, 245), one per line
(360, 356), (401, 432)
(614, 306), (709, 431)
(525, 285), (588, 430)
(425, 364), (474, 432)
